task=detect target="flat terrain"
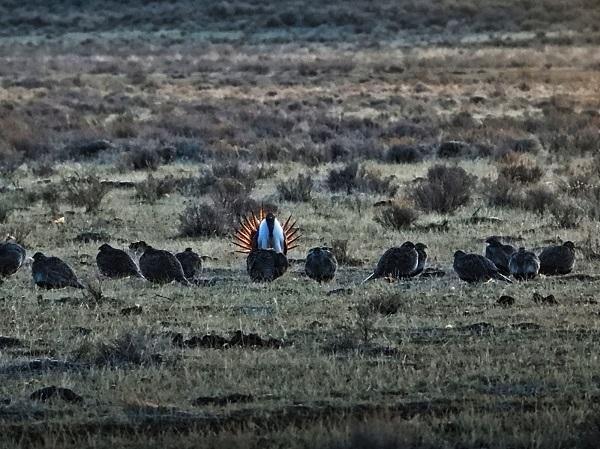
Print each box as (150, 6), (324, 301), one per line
(1, 1), (600, 448)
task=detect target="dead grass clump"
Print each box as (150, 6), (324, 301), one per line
(512, 136), (543, 154)
(331, 239), (363, 266)
(277, 174), (313, 202)
(498, 156), (544, 184)
(76, 330), (165, 367)
(550, 201), (584, 228)
(135, 174), (177, 203)
(62, 174), (110, 213)
(482, 175), (524, 208)
(522, 185), (557, 216)
(374, 203), (419, 230)
(437, 140), (471, 158)
(412, 165), (476, 213)
(179, 203), (230, 237)
(385, 145), (424, 164)
(327, 162), (398, 196)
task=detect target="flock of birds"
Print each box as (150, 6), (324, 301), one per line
(0, 210), (577, 289)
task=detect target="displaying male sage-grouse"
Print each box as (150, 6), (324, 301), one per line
(136, 242), (190, 286)
(538, 241), (576, 275)
(508, 247), (541, 280)
(234, 209), (300, 282)
(96, 243), (142, 278)
(0, 237), (26, 283)
(305, 247), (337, 282)
(175, 248), (202, 280)
(32, 252), (84, 289)
(410, 242), (428, 277)
(484, 237), (517, 276)
(362, 242), (419, 283)
(453, 250), (512, 283)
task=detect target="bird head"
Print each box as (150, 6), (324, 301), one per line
(98, 243), (111, 251)
(401, 241), (415, 250)
(563, 241), (575, 250)
(453, 250), (466, 259)
(185, 247), (193, 252)
(485, 236), (501, 246)
(518, 247), (526, 252)
(32, 252), (45, 261)
(415, 243), (428, 251)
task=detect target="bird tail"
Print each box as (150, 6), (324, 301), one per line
(75, 281), (85, 289)
(361, 272), (375, 284)
(494, 272), (513, 283)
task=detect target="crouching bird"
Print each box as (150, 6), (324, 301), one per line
(453, 250), (512, 283)
(32, 252), (85, 289)
(135, 242), (190, 286)
(509, 247), (540, 280)
(0, 236), (27, 284)
(234, 209), (300, 282)
(538, 241), (575, 275)
(362, 242), (418, 283)
(305, 247), (337, 282)
(96, 243), (143, 278)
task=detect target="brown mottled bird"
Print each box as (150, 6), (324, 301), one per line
(410, 242), (428, 277)
(305, 247), (337, 282)
(508, 247), (540, 280)
(96, 243), (142, 278)
(539, 241), (575, 275)
(485, 237), (516, 276)
(32, 252), (84, 289)
(234, 208), (300, 282)
(0, 237), (26, 283)
(362, 242), (419, 283)
(137, 242), (190, 286)
(247, 249), (289, 282)
(175, 248), (202, 280)
(453, 250), (512, 283)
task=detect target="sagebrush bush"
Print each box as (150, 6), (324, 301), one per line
(385, 145), (424, 164)
(522, 185), (557, 215)
(0, 198), (12, 223)
(412, 165), (476, 213)
(210, 177), (250, 211)
(62, 174), (110, 213)
(124, 147), (163, 171)
(482, 175), (524, 208)
(550, 201), (583, 228)
(277, 174), (313, 202)
(327, 162), (397, 196)
(374, 203), (419, 230)
(135, 174), (177, 203)
(498, 156), (544, 184)
(437, 140), (471, 158)
(178, 203), (230, 237)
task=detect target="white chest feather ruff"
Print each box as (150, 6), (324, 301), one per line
(257, 218), (285, 253)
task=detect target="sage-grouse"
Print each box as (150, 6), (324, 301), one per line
(32, 252), (84, 289)
(410, 242), (428, 277)
(453, 250), (512, 283)
(234, 208), (300, 282)
(362, 242), (419, 283)
(175, 248), (202, 280)
(247, 249), (290, 282)
(0, 237), (26, 283)
(96, 243), (142, 278)
(485, 237), (517, 276)
(508, 247), (540, 280)
(305, 247), (337, 282)
(137, 242), (190, 286)
(539, 241), (575, 275)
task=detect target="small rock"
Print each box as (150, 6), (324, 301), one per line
(30, 386), (83, 403)
(497, 295), (515, 307)
(532, 292), (558, 305)
(192, 393), (254, 406)
(120, 304), (143, 316)
(326, 288), (353, 296)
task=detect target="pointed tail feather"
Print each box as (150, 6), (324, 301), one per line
(494, 272), (513, 283)
(361, 272), (376, 284)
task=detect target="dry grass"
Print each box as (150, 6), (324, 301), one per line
(1, 2), (600, 447)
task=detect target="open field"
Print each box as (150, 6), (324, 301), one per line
(1, 1), (600, 448)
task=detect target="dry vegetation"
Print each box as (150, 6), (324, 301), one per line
(1, 1), (600, 448)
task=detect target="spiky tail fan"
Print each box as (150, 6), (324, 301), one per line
(233, 208), (300, 254)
